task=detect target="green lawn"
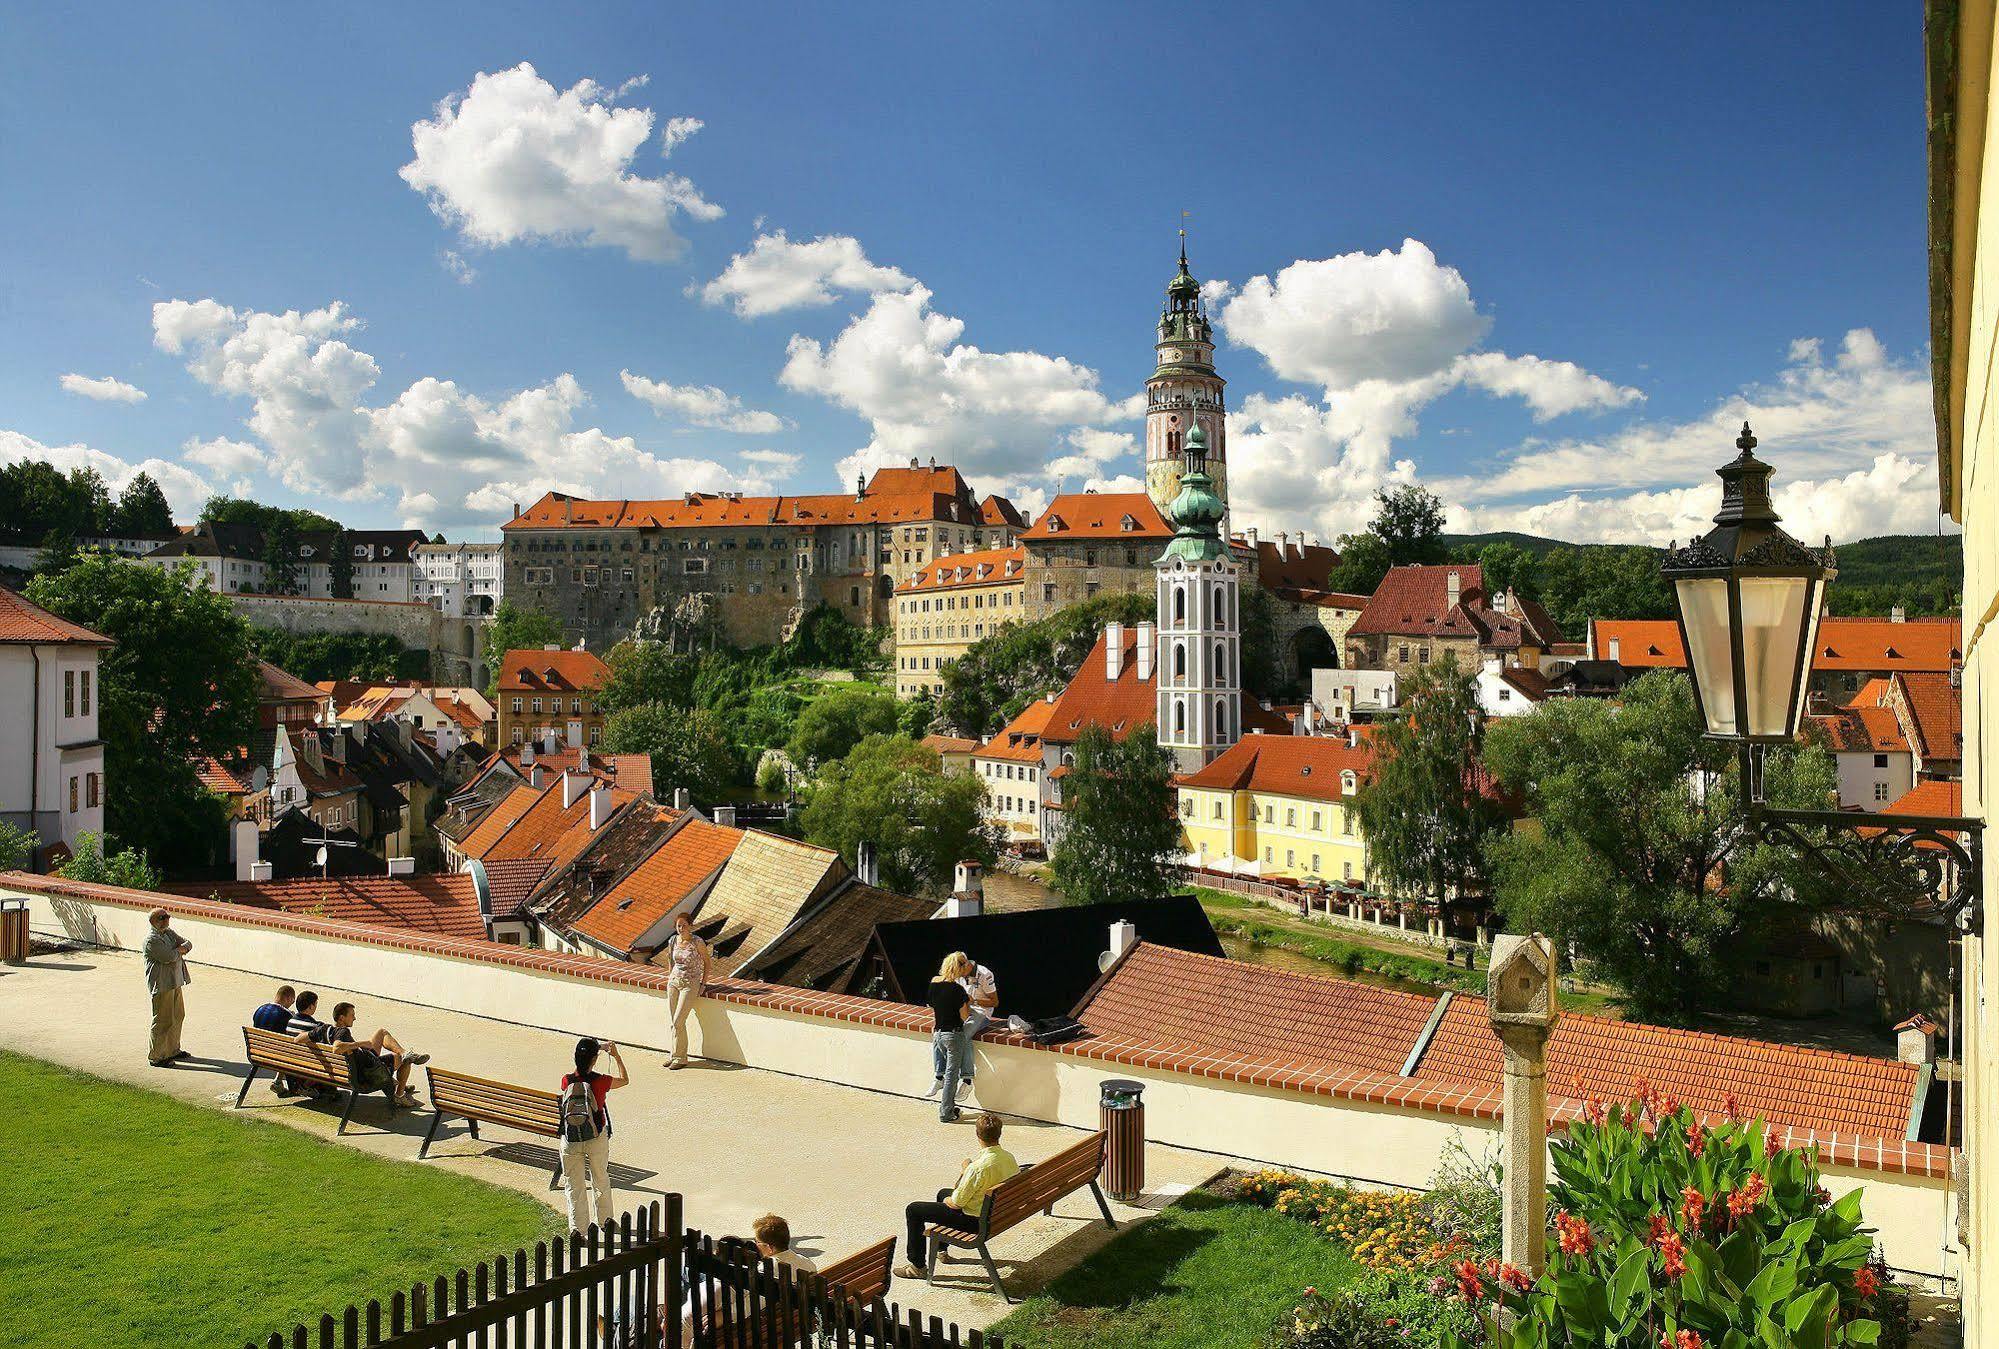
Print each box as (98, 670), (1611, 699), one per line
(1, 1050), (563, 1348)
(987, 1189), (1359, 1349)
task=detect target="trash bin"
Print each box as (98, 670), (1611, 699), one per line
(1100, 1078), (1145, 1201)
(0, 899), (28, 965)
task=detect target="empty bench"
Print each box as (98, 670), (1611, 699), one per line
(235, 1025), (401, 1135)
(925, 1129), (1115, 1301)
(420, 1065), (565, 1188)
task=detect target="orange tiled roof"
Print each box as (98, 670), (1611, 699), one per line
(498, 648), (612, 693)
(979, 494), (1026, 528)
(297, 755), (362, 798)
(1593, 618), (1963, 674)
(1255, 541), (1341, 591)
(476, 857), (552, 917)
(1173, 732), (1372, 803)
(195, 756), (251, 794)
(456, 784), (542, 859)
(1348, 564), (1487, 638)
(470, 746), (653, 798)
(974, 696), (1060, 763)
(572, 817), (743, 955)
(166, 874), (487, 942)
(500, 467), (1013, 534)
(1809, 705), (1909, 754)
(1885, 779), (1963, 817)
(1895, 672), (1963, 761)
(896, 545), (1025, 593)
(258, 661), (324, 704)
(0, 585), (113, 645)
(484, 779), (636, 868)
(1042, 629), (1157, 745)
(1019, 492), (1172, 541)
(920, 733), (980, 755)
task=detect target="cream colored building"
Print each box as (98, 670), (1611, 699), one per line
(1173, 732), (1370, 884)
(892, 546), (1025, 698)
(1929, 5), (1995, 1332)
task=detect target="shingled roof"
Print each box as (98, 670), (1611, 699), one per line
(168, 873), (487, 942)
(1020, 492), (1172, 541)
(0, 585), (112, 646)
(1591, 618), (1964, 674)
(568, 814), (743, 958)
(698, 830), (847, 971)
(1173, 732), (1372, 804)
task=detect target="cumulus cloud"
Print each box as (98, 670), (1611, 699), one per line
(780, 284), (1132, 491)
(1452, 352), (1643, 421)
(181, 436), (267, 478)
(620, 369), (788, 433)
(60, 373), (147, 404)
(0, 429), (211, 517)
(659, 116), (703, 155)
(740, 448), (802, 475)
(399, 63), (722, 263)
(698, 230), (916, 317)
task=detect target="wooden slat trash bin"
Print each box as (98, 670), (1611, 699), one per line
(0, 899), (28, 965)
(1099, 1079), (1145, 1202)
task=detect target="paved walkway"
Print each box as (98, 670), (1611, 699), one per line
(0, 947), (1220, 1330)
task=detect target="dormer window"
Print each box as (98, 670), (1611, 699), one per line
(1045, 515), (1066, 533)
(1340, 770), (1357, 793)
(1120, 515), (1137, 532)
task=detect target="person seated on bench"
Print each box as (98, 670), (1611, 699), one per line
(284, 990), (336, 1098)
(253, 984), (298, 1094)
(752, 1213), (816, 1276)
(321, 1001), (429, 1108)
(893, 1112), (1017, 1279)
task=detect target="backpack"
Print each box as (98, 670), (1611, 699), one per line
(561, 1075), (601, 1143)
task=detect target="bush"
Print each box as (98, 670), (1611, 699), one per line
(1282, 1268), (1483, 1348)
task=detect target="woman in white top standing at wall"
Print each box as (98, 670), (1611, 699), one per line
(664, 911), (712, 1069)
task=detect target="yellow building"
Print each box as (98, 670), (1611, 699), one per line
(1173, 732), (1372, 883)
(892, 546), (1026, 698)
(1929, 6), (1995, 1331)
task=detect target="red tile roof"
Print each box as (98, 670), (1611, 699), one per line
(500, 467), (1014, 534)
(920, 733), (980, 755)
(1255, 541), (1342, 591)
(1348, 564), (1488, 639)
(896, 545), (1025, 593)
(498, 648), (612, 694)
(456, 784), (542, 859)
(572, 817), (743, 955)
(1592, 618), (1963, 674)
(259, 661), (325, 705)
(1884, 779), (1963, 817)
(1042, 629), (1158, 745)
(1019, 492), (1172, 541)
(474, 857), (552, 916)
(166, 874), (487, 942)
(979, 494), (1026, 528)
(974, 697), (1060, 763)
(195, 756), (251, 794)
(476, 745), (652, 794)
(0, 585), (113, 645)
(1174, 732), (1372, 803)
(1894, 672), (1962, 761)
(1808, 705), (1908, 754)
(483, 780), (636, 868)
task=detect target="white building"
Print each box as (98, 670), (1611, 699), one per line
(1311, 668), (1400, 722)
(142, 523), (429, 600)
(0, 586), (111, 861)
(413, 541), (504, 617)
(1153, 420), (1240, 774)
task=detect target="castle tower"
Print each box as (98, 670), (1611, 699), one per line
(1155, 419), (1241, 773)
(1145, 234), (1228, 524)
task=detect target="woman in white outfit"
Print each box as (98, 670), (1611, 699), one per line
(558, 1037), (627, 1234)
(664, 912), (712, 1069)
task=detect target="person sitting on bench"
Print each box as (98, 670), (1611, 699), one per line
(253, 984), (298, 1094)
(752, 1213), (816, 1276)
(893, 1112), (1018, 1279)
(318, 1000), (429, 1108)
(284, 990), (335, 1097)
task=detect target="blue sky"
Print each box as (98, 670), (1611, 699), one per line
(0, 3), (1939, 544)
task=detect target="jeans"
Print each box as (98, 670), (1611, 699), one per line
(905, 1188), (977, 1266)
(931, 1029), (967, 1120)
(560, 1131), (614, 1233)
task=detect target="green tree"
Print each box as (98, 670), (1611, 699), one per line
(1238, 581), (1285, 698)
(246, 627), (427, 683)
(56, 831), (161, 890)
(937, 590), (1153, 738)
(1050, 723), (1182, 906)
(485, 601), (566, 690)
(1534, 544), (1674, 637)
(1326, 484), (1448, 594)
(34, 528), (80, 576)
(0, 460), (112, 540)
(786, 683), (901, 767)
(198, 496), (340, 534)
(783, 603), (887, 672)
(800, 734), (996, 893)
(108, 473), (174, 536)
(1471, 540), (1540, 601)
(329, 529), (355, 599)
(0, 821), (38, 870)
(602, 704), (742, 801)
(26, 557), (258, 869)
(259, 515), (301, 595)
(598, 641), (699, 716)
(1349, 653), (1506, 905)
(1483, 670), (1839, 1023)
(898, 689), (937, 740)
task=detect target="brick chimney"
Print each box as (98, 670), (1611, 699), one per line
(520, 741), (537, 767)
(528, 763), (543, 789)
(672, 787), (691, 811)
(1445, 569), (1462, 609)
(1135, 622), (1155, 681)
(1106, 623), (1125, 679)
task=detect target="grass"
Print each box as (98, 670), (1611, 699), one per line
(987, 1189), (1360, 1349)
(1194, 887), (1626, 1018)
(1, 1049), (563, 1349)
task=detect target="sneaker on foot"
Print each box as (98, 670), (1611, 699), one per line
(405, 1052), (430, 1067)
(923, 1078), (943, 1099)
(953, 1079), (972, 1103)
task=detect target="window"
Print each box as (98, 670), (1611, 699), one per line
(68, 775), (78, 812)
(1285, 808), (1296, 827)
(64, 670), (74, 717)
(1342, 862), (1353, 880)
(1311, 854), (1320, 874)
(1286, 850), (1295, 868)
(589, 726), (601, 746)
(1264, 846), (1273, 863)
(1311, 811), (1322, 830)
(1172, 586), (1186, 624)
(1263, 803), (1274, 823)
(531, 698), (543, 715)
(1873, 753), (1890, 768)
(571, 698), (582, 715)
(80, 670), (91, 716)
(512, 697), (524, 714)
(86, 772), (99, 808)
(1213, 800), (1224, 820)
(1874, 782), (1891, 802)
(1180, 797), (1193, 818)
(1043, 583), (1056, 603)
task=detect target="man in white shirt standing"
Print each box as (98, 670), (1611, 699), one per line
(956, 959), (998, 1100)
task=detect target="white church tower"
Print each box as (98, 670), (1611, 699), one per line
(1155, 418), (1241, 773)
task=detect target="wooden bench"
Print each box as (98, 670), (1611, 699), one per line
(420, 1065), (566, 1189)
(925, 1129), (1116, 1301)
(690, 1235), (898, 1348)
(818, 1235), (896, 1306)
(235, 1025), (400, 1135)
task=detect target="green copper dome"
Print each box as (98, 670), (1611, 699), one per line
(1160, 421), (1227, 563)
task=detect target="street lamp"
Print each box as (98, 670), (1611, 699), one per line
(1661, 423), (1982, 932)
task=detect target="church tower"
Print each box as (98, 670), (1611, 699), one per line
(1145, 235), (1228, 524)
(1155, 419), (1241, 773)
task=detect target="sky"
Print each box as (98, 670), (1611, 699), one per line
(0, 3), (1943, 547)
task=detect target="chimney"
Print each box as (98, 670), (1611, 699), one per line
(563, 497), (572, 525)
(387, 856), (416, 876)
(1897, 1015), (1939, 1065)
(1106, 622), (1125, 679)
(1445, 569), (1462, 608)
(1109, 920), (1138, 960)
(1891, 605), (1907, 624)
(577, 745), (590, 772)
(232, 819), (260, 882)
(1135, 621), (1155, 681)
(521, 742), (536, 767)
(712, 805), (737, 828)
(512, 502), (521, 520)
(1608, 637), (1622, 663)
(946, 860), (984, 918)
(856, 840), (880, 886)
(1244, 526), (1258, 550)
(589, 784), (614, 829)
(562, 770), (584, 808)
(543, 728), (559, 754)
(528, 764), (543, 789)
(855, 474), (866, 502)
(672, 787), (691, 811)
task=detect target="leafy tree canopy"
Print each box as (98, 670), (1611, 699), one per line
(109, 473), (175, 536)
(0, 821), (38, 871)
(1049, 723), (1182, 906)
(484, 601), (567, 690)
(56, 831), (161, 890)
(0, 459), (115, 542)
(247, 627), (427, 685)
(800, 734), (996, 894)
(937, 591), (1154, 739)
(198, 496), (341, 534)
(602, 704), (740, 803)
(1483, 670), (1839, 1024)
(786, 683), (901, 767)
(1327, 485), (1447, 594)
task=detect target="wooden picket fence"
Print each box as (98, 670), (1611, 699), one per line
(245, 1196), (1013, 1349)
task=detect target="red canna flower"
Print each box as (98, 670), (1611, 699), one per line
(1554, 1211), (1597, 1257)
(1723, 1092), (1741, 1122)
(1726, 1173), (1768, 1219)
(1453, 1258), (1485, 1302)
(1687, 1119), (1706, 1157)
(1646, 1212), (1672, 1247)
(1854, 1267), (1880, 1298)
(1583, 1095), (1608, 1126)
(1498, 1262), (1533, 1293)
(1664, 1331), (1704, 1349)
(1658, 1232), (1687, 1278)
(1680, 1186), (1707, 1229)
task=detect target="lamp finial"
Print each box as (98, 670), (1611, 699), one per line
(1737, 421), (1757, 454)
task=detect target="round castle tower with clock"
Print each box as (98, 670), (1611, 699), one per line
(1144, 236), (1228, 528)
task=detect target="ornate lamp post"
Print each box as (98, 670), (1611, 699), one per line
(1661, 424), (1982, 932)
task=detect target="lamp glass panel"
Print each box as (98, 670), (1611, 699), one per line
(1674, 576), (1736, 736)
(1739, 575), (1811, 737)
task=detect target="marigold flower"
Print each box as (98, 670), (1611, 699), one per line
(1855, 1267), (1880, 1298)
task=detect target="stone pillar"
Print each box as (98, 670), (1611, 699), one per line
(1488, 933), (1561, 1275)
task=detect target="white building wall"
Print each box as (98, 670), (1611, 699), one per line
(0, 643), (104, 851)
(1832, 749), (1917, 811)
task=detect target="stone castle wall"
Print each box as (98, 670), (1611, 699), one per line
(225, 593), (484, 684)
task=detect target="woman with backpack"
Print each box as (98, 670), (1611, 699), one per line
(559, 1037), (628, 1234)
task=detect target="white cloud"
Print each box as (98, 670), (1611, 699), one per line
(780, 284), (1132, 490)
(59, 373), (147, 404)
(698, 230), (915, 317)
(181, 436), (267, 478)
(1452, 352), (1642, 421)
(740, 448), (802, 475)
(440, 250), (477, 285)
(399, 63), (722, 264)
(0, 429), (211, 518)
(1083, 473), (1146, 495)
(620, 369), (788, 433)
(659, 116), (703, 155)
(1045, 428), (1137, 482)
